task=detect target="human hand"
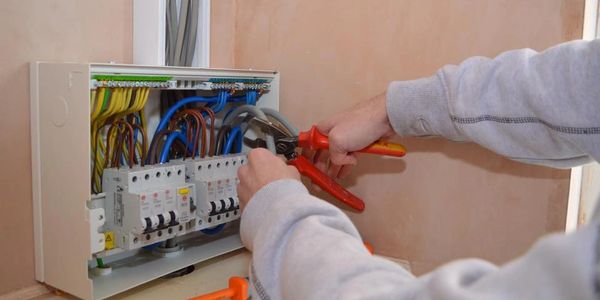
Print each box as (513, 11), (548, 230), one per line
(313, 92), (394, 179)
(237, 148), (301, 211)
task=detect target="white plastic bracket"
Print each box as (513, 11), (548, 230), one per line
(89, 207), (106, 254)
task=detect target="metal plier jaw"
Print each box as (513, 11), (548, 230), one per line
(274, 137), (299, 160)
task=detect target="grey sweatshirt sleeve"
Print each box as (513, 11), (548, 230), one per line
(241, 40), (600, 299)
(387, 39), (600, 168)
(242, 179), (599, 299)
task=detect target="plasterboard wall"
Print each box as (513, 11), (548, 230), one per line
(211, 0), (584, 274)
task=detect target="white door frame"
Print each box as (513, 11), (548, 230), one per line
(133, 0), (211, 67)
(566, 0), (599, 233)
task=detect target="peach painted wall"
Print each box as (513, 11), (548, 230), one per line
(212, 0), (583, 274)
(0, 0), (132, 295)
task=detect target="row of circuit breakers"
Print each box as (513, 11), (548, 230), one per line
(93, 154), (246, 252)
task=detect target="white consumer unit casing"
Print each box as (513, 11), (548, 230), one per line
(30, 63), (279, 299)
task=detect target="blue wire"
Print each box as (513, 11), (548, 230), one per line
(246, 90), (257, 105)
(154, 92), (257, 137)
(201, 223), (225, 235)
(222, 107), (237, 123)
(133, 114), (141, 145)
(235, 129), (243, 153)
(143, 242), (161, 250)
(214, 91), (231, 113)
(155, 96), (219, 136)
(159, 132), (188, 163)
(223, 126), (242, 155)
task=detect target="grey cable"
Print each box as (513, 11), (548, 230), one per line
(223, 105), (276, 152)
(180, 0), (190, 66)
(184, 0), (199, 66)
(261, 108), (299, 136)
(165, 0), (178, 65)
(173, 0), (189, 66)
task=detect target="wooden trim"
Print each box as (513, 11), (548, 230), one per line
(0, 284), (51, 300)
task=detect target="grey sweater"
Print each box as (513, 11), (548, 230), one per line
(240, 39), (600, 299)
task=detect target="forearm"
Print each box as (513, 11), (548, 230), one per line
(241, 180), (599, 299)
(386, 39), (600, 168)
(241, 179), (416, 299)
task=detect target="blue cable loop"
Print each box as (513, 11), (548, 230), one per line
(159, 132), (188, 163)
(143, 242), (161, 250)
(201, 223), (225, 235)
(223, 126), (242, 155)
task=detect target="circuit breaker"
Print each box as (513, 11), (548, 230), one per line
(184, 154), (246, 229)
(30, 62), (281, 299)
(102, 163), (195, 250)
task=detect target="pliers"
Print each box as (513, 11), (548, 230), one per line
(249, 119), (406, 212)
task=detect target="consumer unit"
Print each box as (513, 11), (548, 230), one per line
(30, 62), (284, 299)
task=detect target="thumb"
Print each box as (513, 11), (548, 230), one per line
(316, 115), (342, 134)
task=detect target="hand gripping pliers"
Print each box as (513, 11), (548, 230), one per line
(250, 119), (406, 212)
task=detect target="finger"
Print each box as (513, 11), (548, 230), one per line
(236, 165), (251, 211)
(329, 151), (358, 166)
(337, 164), (355, 179)
(301, 148), (316, 160)
(247, 148), (272, 166)
(336, 153), (358, 179)
(237, 164), (249, 181)
(313, 149), (329, 173)
(287, 165), (301, 180)
(316, 115), (342, 134)
(327, 161), (342, 179)
(236, 185), (248, 212)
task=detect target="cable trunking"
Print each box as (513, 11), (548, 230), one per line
(30, 63), (281, 299)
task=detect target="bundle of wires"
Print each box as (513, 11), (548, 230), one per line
(146, 107), (216, 165)
(90, 87), (150, 193)
(150, 89), (253, 165)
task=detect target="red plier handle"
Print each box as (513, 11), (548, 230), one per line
(282, 126), (406, 212)
(288, 155), (366, 212)
(298, 126), (406, 157)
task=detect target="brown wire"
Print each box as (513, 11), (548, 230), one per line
(170, 114), (195, 155)
(177, 109), (207, 158)
(147, 130), (171, 165)
(131, 123), (147, 166)
(196, 106), (216, 156)
(109, 120), (135, 168)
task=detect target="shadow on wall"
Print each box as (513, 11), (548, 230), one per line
(309, 137), (568, 210)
